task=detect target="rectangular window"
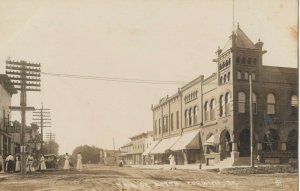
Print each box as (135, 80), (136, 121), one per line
(170, 113), (174, 131)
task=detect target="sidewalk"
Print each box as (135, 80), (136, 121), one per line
(130, 164), (221, 171)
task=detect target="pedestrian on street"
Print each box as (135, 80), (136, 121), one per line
(6, 154), (14, 173)
(40, 155), (47, 171)
(0, 154), (4, 173)
(15, 154), (21, 172)
(64, 153), (70, 170)
(168, 153), (176, 170)
(26, 153), (34, 172)
(76, 152), (83, 171)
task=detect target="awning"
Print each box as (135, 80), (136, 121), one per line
(204, 135), (216, 146)
(142, 140), (160, 156)
(150, 136), (180, 154)
(170, 130), (200, 151)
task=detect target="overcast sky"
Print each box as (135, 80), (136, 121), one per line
(0, 0), (297, 154)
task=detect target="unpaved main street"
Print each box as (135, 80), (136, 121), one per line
(0, 165), (297, 191)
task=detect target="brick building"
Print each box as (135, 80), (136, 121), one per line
(149, 25), (298, 166)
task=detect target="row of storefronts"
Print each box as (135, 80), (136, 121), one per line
(120, 25), (298, 167)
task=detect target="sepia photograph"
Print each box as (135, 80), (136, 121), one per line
(0, 0), (298, 190)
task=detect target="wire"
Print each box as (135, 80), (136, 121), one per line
(41, 72), (187, 85)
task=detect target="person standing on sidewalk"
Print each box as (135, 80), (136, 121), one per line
(168, 154), (176, 170)
(76, 152), (83, 171)
(64, 153), (70, 170)
(40, 155), (47, 172)
(0, 155), (4, 173)
(15, 154), (21, 172)
(26, 153), (34, 172)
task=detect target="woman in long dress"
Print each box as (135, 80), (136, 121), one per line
(15, 155), (21, 172)
(168, 154), (176, 170)
(40, 155), (47, 171)
(64, 153), (70, 170)
(76, 152), (83, 171)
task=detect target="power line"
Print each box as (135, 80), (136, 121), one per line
(41, 72), (187, 85)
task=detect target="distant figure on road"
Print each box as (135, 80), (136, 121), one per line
(76, 152), (83, 171)
(64, 153), (70, 170)
(168, 154), (176, 170)
(40, 155), (47, 171)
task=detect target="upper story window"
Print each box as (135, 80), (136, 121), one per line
(189, 108), (193, 126)
(252, 73), (256, 80)
(170, 113), (174, 131)
(242, 57), (246, 64)
(267, 93), (276, 114)
(225, 92), (230, 115)
(291, 95), (298, 115)
(220, 76), (223, 84)
(236, 56), (240, 64)
(219, 95), (224, 117)
(185, 110), (188, 127)
(154, 120), (157, 135)
(204, 101), (209, 121)
(159, 118), (161, 134)
(247, 58), (251, 64)
(245, 72), (249, 80)
(210, 99), (216, 120)
(252, 93), (257, 114)
(194, 106), (198, 124)
(253, 58), (257, 65)
(224, 74), (227, 83)
(176, 111), (179, 129)
(238, 92), (246, 113)
(237, 72), (241, 80)
(228, 72), (230, 81)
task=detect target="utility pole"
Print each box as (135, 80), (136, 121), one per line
(6, 60), (41, 176)
(46, 132), (56, 154)
(249, 74), (254, 168)
(32, 105), (51, 155)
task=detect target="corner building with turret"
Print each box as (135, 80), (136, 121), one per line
(148, 25), (298, 167)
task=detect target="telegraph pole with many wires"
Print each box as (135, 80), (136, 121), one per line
(6, 60), (41, 176)
(32, 105), (51, 155)
(46, 132), (56, 154)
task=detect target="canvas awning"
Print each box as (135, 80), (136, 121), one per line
(150, 136), (180, 154)
(170, 130), (200, 151)
(204, 135), (216, 146)
(142, 140), (160, 156)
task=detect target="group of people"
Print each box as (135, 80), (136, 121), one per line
(63, 152), (82, 171)
(0, 153), (47, 173)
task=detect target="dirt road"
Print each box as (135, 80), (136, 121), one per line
(0, 165), (297, 191)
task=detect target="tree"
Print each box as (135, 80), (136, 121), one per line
(42, 141), (59, 156)
(72, 145), (102, 164)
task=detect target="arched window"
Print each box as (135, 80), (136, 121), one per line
(210, 99), (216, 120)
(204, 101), (209, 121)
(252, 73), (256, 80)
(224, 74), (227, 83)
(225, 92), (230, 115)
(194, 106), (198, 124)
(228, 72), (230, 81)
(237, 72), (241, 80)
(189, 108), (193, 126)
(185, 110), (189, 127)
(252, 93), (257, 114)
(291, 95), (298, 115)
(238, 92), (246, 113)
(267, 93), (276, 114)
(219, 76), (223, 84)
(219, 95), (224, 117)
(245, 72), (249, 80)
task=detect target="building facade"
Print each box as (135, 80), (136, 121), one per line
(149, 25), (298, 166)
(0, 74), (17, 156)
